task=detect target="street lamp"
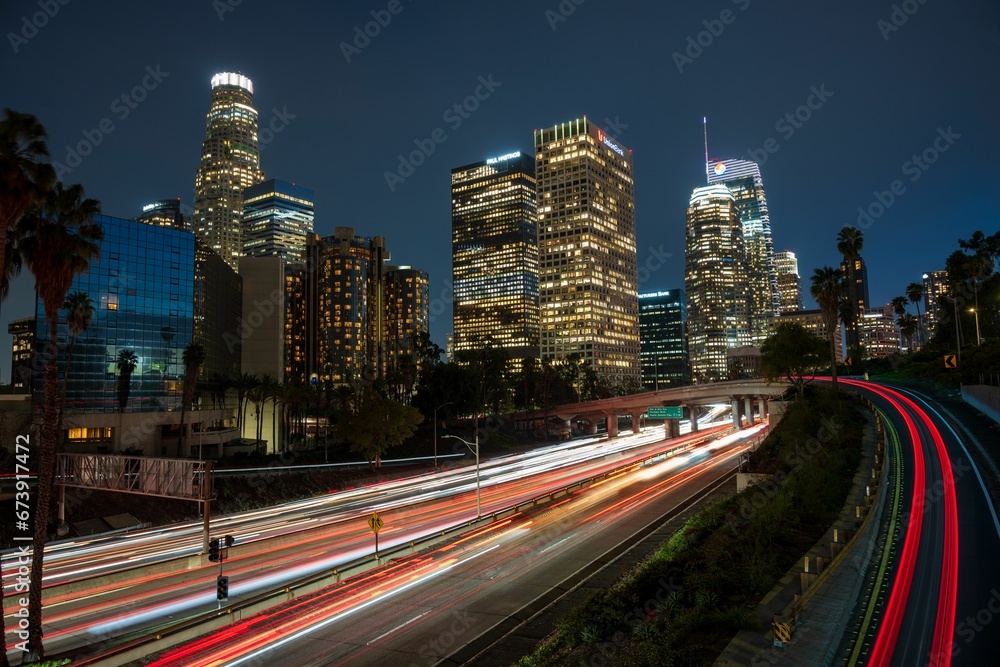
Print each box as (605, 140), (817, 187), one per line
(442, 432), (480, 520)
(970, 308), (982, 346)
(433, 401), (454, 468)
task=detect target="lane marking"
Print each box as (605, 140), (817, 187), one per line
(366, 610), (430, 645)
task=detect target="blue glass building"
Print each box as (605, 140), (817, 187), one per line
(639, 290), (689, 390)
(34, 215), (195, 412)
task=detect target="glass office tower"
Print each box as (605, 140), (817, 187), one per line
(639, 290), (688, 390)
(243, 179), (315, 265)
(451, 151), (538, 367)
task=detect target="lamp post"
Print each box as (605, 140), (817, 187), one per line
(433, 401), (454, 468)
(442, 432), (480, 520)
(970, 308), (982, 346)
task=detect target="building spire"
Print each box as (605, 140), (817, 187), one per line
(703, 116), (710, 183)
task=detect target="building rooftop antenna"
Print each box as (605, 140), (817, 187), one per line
(703, 116), (710, 183)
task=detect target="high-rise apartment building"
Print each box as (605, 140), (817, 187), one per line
(685, 184), (751, 383)
(774, 250), (803, 314)
(923, 270), (950, 334)
(136, 198), (188, 230)
(243, 179), (314, 265)
(707, 159), (778, 344)
(193, 72), (264, 270)
(451, 152), (538, 366)
(535, 118), (640, 386)
(384, 265), (430, 370)
(859, 305), (901, 358)
(841, 254), (870, 352)
(639, 290), (688, 390)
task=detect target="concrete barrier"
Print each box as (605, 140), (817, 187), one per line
(962, 384), (1000, 425)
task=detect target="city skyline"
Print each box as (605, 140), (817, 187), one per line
(1, 1), (997, 382)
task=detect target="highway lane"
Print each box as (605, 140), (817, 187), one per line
(146, 426), (765, 667)
(2, 422), (721, 592)
(839, 381), (1000, 667)
(3, 421), (734, 659)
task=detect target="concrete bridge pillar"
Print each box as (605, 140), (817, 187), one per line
(731, 398), (742, 429)
(758, 397), (767, 421)
(588, 421), (598, 435)
(664, 419), (680, 439)
(744, 397), (753, 425)
(631, 413), (641, 434)
(606, 415), (619, 438)
(688, 406), (699, 432)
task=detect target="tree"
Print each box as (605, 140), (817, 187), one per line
(60, 291), (94, 417)
(178, 342), (205, 457)
(761, 323), (828, 397)
(115, 350), (138, 412)
(17, 181), (102, 661)
(890, 296), (909, 318)
(811, 266), (843, 392)
(906, 281), (925, 347)
(898, 314), (918, 352)
(232, 372), (259, 434)
(836, 226), (864, 259)
(0, 109), (56, 293)
(334, 385), (423, 465)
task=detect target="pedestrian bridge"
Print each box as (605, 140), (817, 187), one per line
(512, 379), (791, 437)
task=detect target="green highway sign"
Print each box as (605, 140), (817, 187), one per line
(647, 406), (683, 419)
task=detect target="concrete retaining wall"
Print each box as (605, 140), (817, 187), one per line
(962, 384), (1000, 425)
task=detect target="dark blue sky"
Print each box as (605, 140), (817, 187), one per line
(2, 0), (998, 382)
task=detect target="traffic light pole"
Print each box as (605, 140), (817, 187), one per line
(202, 461), (213, 554)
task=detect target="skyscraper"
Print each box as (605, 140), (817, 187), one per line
(639, 290), (688, 390)
(451, 151), (538, 366)
(136, 198), (188, 230)
(923, 270), (950, 335)
(384, 265), (430, 372)
(193, 72), (263, 270)
(685, 184), (751, 383)
(243, 179), (314, 265)
(535, 118), (640, 387)
(707, 159), (778, 344)
(774, 250), (803, 314)
(8, 318), (35, 393)
(841, 254), (870, 352)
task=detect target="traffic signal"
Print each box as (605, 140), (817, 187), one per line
(225, 534), (234, 548)
(217, 575), (229, 600)
(208, 538), (220, 562)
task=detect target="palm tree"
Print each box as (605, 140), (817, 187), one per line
(890, 296), (909, 318)
(836, 226), (864, 259)
(256, 374), (279, 453)
(811, 266), (844, 392)
(61, 291), (94, 413)
(899, 314), (918, 352)
(178, 342), (206, 457)
(0, 109), (56, 291)
(906, 282), (925, 347)
(115, 350), (138, 412)
(17, 181), (102, 660)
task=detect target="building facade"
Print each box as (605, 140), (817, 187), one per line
(451, 151), (538, 366)
(243, 179), (314, 265)
(859, 305), (901, 358)
(384, 265), (430, 371)
(195, 240), (243, 382)
(33, 216), (195, 412)
(772, 309), (844, 362)
(136, 198), (188, 230)
(638, 290), (688, 390)
(841, 255), (870, 352)
(923, 270), (950, 336)
(8, 318), (35, 393)
(535, 118), (640, 386)
(193, 72), (264, 270)
(707, 159), (778, 344)
(774, 250), (803, 314)
(685, 184), (751, 383)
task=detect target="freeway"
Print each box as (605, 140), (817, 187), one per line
(2, 418), (731, 660)
(839, 381), (1000, 666)
(144, 426), (766, 667)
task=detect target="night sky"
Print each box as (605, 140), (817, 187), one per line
(1, 0), (998, 382)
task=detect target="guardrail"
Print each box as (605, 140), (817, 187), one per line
(47, 425), (753, 666)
